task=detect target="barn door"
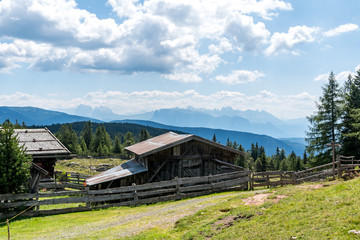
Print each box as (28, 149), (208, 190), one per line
(182, 158), (202, 177)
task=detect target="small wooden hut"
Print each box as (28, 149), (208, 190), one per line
(15, 128), (73, 178)
(87, 132), (245, 189)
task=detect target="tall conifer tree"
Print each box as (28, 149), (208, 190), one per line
(341, 71), (360, 158)
(306, 72), (342, 165)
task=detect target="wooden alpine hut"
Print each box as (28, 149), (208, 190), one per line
(15, 128), (73, 178)
(86, 132), (245, 189)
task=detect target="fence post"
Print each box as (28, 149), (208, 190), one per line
(132, 183), (139, 206)
(292, 172), (296, 184)
(35, 195), (39, 211)
(85, 186), (90, 209)
(6, 219), (10, 240)
(175, 177), (180, 200)
(250, 172), (254, 190)
(337, 155), (342, 179)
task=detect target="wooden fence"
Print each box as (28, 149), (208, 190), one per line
(0, 171), (250, 219)
(38, 172), (90, 191)
(250, 171), (294, 190)
(251, 159), (360, 189)
(2, 157), (360, 219)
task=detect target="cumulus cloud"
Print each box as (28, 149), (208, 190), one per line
(225, 13), (270, 52)
(314, 73), (329, 82)
(314, 68), (357, 82)
(324, 23), (358, 37)
(0, 89), (315, 119)
(215, 70), (265, 84)
(356, 64), (360, 72)
(162, 73), (202, 83)
(0, 0), (293, 78)
(265, 25), (319, 56)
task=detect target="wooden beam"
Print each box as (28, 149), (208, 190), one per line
(183, 167), (194, 177)
(210, 158), (244, 171)
(147, 158), (170, 183)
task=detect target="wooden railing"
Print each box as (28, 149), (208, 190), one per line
(38, 172), (90, 190)
(250, 171), (294, 190)
(2, 157), (360, 219)
(0, 171), (251, 219)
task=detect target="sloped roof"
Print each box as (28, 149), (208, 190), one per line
(86, 159), (148, 186)
(125, 131), (244, 157)
(14, 128), (71, 157)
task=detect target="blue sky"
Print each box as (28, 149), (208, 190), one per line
(0, 0), (359, 119)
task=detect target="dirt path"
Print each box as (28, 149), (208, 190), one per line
(45, 192), (243, 239)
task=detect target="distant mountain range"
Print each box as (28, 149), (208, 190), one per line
(0, 106), (306, 155)
(113, 119), (305, 156)
(0, 106), (101, 126)
(66, 105), (308, 138)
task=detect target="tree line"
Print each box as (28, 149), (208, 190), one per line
(306, 70), (360, 165)
(54, 121), (153, 157)
(219, 135), (307, 172)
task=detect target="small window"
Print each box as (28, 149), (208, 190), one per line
(173, 145), (181, 156)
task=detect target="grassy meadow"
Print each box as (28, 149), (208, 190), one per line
(55, 158), (127, 176)
(1, 176), (360, 239)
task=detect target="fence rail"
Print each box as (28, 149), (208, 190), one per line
(1, 157), (360, 219)
(0, 171), (250, 219)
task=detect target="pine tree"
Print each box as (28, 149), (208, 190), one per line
(259, 150), (267, 172)
(250, 143), (259, 161)
(235, 144), (246, 167)
(306, 72), (342, 166)
(139, 129), (150, 142)
(279, 159), (288, 171)
(113, 135), (123, 154)
(80, 139), (88, 155)
(81, 121), (93, 149)
(295, 157), (302, 171)
(273, 147), (281, 170)
(341, 71), (360, 158)
(233, 141), (239, 150)
(0, 122), (32, 194)
(92, 125), (111, 155)
(124, 131), (135, 147)
(56, 124), (80, 154)
(255, 158), (263, 172)
(303, 151), (308, 166)
(287, 151), (297, 171)
(279, 149), (286, 161)
(212, 134), (217, 142)
(268, 157), (275, 171)
(226, 138), (233, 148)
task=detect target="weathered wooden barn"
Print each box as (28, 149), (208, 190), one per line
(86, 132), (245, 189)
(15, 128), (73, 178)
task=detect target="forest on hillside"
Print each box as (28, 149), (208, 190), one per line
(1, 119), (307, 173)
(2, 70), (360, 173)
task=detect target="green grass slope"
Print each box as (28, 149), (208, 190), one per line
(1, 178), (360, 239)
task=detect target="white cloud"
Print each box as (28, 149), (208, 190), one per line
(0, 0), (293, 78)
(162, 73), (202, 83)
(265, 25), (319, 56)
(215, 70), (265, 84)
(314, 70), (356, 82)
(107, 0), (141, 19)
(208, 38), (233, 54)
(314, 73), (329, 82)
(355, 64), (360, 72)
(324, 23), (358, 37)
(336, 71), (353, 82)
(225, 13), (270, 52)
(0, 89), (316, 119)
